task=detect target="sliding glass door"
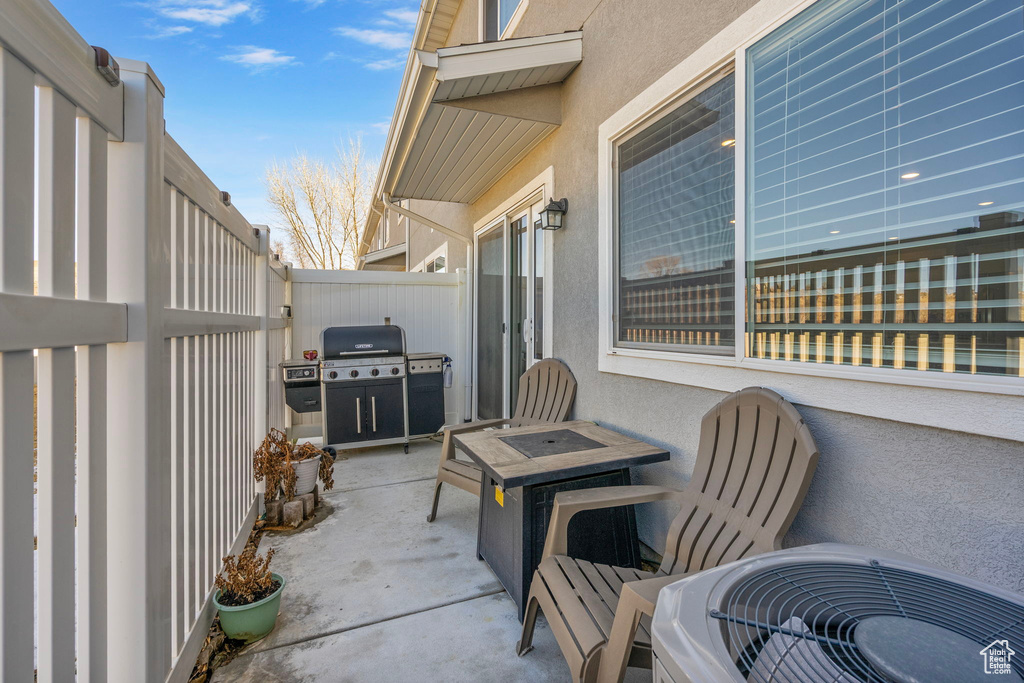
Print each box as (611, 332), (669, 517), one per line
(476, 222), (506, 420)
(509, 212), (529, 410)
(475, 200), (546, 419)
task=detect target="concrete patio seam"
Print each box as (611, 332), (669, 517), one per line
(328, 475), (436, 494)
(237, 588), (508, 659)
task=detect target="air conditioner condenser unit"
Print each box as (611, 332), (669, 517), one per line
(651, 543), (1024, 683)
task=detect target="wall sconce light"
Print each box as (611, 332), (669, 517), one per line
(280, 305), (292, 319)
(220, 191), (232, 206)
(540, 198), (568, 230)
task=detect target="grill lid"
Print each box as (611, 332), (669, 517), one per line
(321, 325), (405, 359)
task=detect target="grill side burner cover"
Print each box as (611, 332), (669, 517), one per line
(321, 325), (405, 358)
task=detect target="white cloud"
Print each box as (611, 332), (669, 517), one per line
(221, 46), (297, 71)
(371, 120), (392, 134)
(335, 27), (411, 50)
(149, 24), (194, 38)
(145, 1), (259, 27)
(294, 0), (327, 6)
(365, 57), (404, 70)
(380, 8), (418, 26)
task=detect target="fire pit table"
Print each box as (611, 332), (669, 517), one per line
(453, 420), (670, 619)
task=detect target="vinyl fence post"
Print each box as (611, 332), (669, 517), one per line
(253, 227), (268, 507)
(104, 59), (170, 683)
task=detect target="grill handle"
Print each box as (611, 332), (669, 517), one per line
(329, 349), (390, 357)
(371, 396), (377, 432)
(356, 397), (362, 434)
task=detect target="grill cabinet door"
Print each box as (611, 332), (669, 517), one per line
(365, 380), (405, 440)
(407, 371), (445, 436)
(325, 384), (367, 445)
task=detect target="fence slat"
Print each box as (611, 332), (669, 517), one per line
(199, 335), (210, 597)
(75, 114), (109, 683)
(171, 336), (184, 651)
(185, 336), (196, 621)
(36, 84), (78, 683)
(0, 353), (33, 682)
(214, 332), (223, 566)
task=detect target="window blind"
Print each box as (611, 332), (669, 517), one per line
(616, 74), (736, 353)
(746, 0), (1024, 376)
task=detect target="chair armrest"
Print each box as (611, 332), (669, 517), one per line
(596, 573), (684, 683)
(541, 485), (681, 560)
(443, 418), (509, 436)
(620, 573), (680, 614)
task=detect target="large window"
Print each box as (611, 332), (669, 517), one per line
(746, 0), (1024, 376)
(615, 74), (736, 354)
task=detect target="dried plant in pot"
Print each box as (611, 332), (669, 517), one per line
(213, 547), (285, 643)
(254, 428), (334, 501)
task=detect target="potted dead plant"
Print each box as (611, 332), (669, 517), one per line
(254, 428), (334, 501)
(213, 547), (284, 643)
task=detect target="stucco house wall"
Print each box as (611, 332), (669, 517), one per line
(406, 198), (471, 272)
(405, 0), (1024, 592)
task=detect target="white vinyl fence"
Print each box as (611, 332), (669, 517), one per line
(0, 2), (282, 681)
(164, 135), (268, 677)
(289, 269), (469, 432)
(0, 2), (468, 681)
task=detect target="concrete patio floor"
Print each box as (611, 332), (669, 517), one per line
(213, 439), (650, 682)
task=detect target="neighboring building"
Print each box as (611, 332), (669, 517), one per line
(363, 0), (1024, 592)
(360, 199), (407, 271)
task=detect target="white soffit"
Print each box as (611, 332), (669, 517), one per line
(392, 32), (581, 204)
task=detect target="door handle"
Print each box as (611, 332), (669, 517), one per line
(371, 395), (377, 432)
(523, 318), (533, 344)
(356, 397), (362, 434)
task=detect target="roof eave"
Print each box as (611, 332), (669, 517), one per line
(360, 0), (461, 257)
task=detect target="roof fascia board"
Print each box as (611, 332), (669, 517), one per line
(436, 31), (581, 57)
(363, 242), (408, 263)
(435, 32), (582, 83)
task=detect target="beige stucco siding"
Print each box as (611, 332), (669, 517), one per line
(398, 0), (1024, 592)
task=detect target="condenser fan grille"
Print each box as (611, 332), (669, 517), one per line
(710, 560), (1024, 683)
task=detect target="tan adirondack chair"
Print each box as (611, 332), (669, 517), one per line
(426, 358), (577, 522)
(516, 387), (820, 683)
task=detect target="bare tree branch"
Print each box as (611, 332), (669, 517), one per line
(264, 137), (376, 270)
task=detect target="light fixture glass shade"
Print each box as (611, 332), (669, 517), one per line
(540, 198), (568, 230)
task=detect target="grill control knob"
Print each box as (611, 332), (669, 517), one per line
(390, 367), (400, 375)
(349, 369), (359, 378)
(370, 368), (380, 377)
(328, 371), (338, 380)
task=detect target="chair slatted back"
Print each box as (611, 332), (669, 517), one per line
(658, 387), (819, 576)
(509, 359), (577, 427)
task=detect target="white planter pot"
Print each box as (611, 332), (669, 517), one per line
(289, 456), (321, 496)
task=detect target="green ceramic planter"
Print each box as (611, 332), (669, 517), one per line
(214, 573), (285, 644)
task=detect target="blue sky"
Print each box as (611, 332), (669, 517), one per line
(51, 0), (411, 225)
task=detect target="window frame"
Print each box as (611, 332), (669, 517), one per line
(612, 65), (738, 358)
(597, 0), (1024, 440)
(480, 0), (528, 42)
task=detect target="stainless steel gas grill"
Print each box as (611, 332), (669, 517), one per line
(320, 325), (410, 454)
